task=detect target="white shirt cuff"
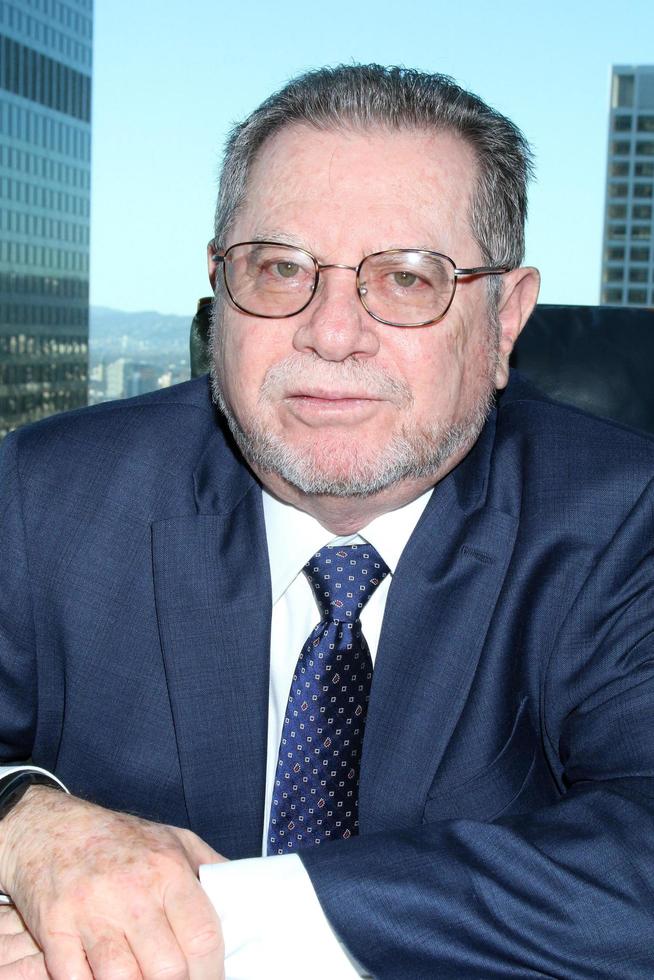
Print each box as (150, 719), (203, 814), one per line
(0, 765), (68, 790)
(200, 853), (366, 979)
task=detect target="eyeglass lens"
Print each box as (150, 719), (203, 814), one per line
(222, 243), (456, 326)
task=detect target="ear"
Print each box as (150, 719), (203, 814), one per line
(207, 241), (219, 291)
(494, 266), (540, 389)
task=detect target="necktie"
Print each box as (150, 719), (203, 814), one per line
(268, 543), (389, 855)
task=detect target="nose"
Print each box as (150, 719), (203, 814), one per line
(292, 267), (380, 362)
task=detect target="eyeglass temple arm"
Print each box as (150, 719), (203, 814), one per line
(207, 240), (224, 263)
(453, 265), (511, 278)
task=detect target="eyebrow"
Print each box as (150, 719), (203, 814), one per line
(241, 232), (447, 258)
(247, 229), (309, 249)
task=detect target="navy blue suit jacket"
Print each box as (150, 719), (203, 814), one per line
(1, 373), (654, 977)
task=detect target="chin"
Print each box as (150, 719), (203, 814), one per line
(223, 403), (490, 500)
(211, 365), (495, 499)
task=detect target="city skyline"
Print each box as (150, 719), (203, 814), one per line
(0, 0), (93, 437)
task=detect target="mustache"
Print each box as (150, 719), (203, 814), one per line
(258, 354), (414, 406)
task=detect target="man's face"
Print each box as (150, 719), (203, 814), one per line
(211, 125), (509, 500)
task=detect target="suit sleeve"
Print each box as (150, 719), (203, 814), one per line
(0, 432), (39, 762)
(300, 482), (654, 979)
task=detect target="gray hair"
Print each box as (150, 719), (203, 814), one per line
(214, 64), (533, 281)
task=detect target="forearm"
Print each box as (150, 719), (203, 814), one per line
(302, 779), (654, 979)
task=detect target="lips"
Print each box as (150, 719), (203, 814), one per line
(286, 388), (380, 401)
(281, 390), (384, 424)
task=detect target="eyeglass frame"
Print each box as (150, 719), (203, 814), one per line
(209, 240), (512, 328)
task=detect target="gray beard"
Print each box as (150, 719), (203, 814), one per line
(210, 357), (495, 499)
(210, 293), (499, 498)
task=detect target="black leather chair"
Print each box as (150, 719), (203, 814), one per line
(191, 302), (654, 436)
(511, 304), (654, 435)
(190, 297), (213, 379)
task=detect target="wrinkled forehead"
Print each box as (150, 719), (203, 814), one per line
(233, 122), (480, 257)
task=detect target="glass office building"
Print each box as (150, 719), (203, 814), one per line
(0, 0), (92, 439)
(601, 66), (654, 308)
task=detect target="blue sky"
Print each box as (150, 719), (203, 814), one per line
(89, 0), (653, 316)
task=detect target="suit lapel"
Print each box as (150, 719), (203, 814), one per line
(361, 413), (519, 831)
(151, 430), (271, 858)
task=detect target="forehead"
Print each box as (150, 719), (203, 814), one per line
(232, 123), (479, 259)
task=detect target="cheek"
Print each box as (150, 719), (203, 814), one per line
(215, 319), (252, 409)
(218, 317), (286, 411)
(391, 317), (492, 424)
(394, 328), (468, 410)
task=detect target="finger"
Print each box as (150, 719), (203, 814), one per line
(164, 879), (223, 980)
(41, 932), (93, 980)
(125, 909), (187, 980)
(80, 929), (142, 980)
(0, 929), (40, 962)
(0, 952), (49, 980)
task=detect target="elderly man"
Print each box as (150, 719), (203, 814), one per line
(1, 64), (653, 978)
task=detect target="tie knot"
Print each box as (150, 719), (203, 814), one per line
(304, 544), (389, 623)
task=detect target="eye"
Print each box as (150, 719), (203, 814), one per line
(392, 270), (419, 287)
(275, 261), (301, 278)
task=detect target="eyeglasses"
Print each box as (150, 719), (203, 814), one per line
(210, 240), (511, 328)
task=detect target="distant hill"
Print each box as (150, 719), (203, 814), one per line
(90, 306), (193, 360)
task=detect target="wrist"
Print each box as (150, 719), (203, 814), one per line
(0, 778), (65, 897)
(0, 770), (63, 821)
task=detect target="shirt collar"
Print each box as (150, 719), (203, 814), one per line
(262, 487), (433, 604)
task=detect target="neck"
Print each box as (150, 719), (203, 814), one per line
(250, 454), (466, 535)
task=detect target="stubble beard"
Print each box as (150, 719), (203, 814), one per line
(210, 313), (498, 500)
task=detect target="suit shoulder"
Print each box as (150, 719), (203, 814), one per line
(1, 377), (234, 514)
(6, 376), (217, 460)
(498, 374), (654, 474)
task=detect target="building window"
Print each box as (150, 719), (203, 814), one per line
(635, 162), (654, 177)
(632, 204), (652, 220)
(637, 116), (654, 133)
(632, 225), (651, 240)
(608, 203), (627, 219)
(0, 33), (91, 123)
(611, 140), (631, 155)
(609, 182), (628, 198)
(614, 114), (632, 132)
(606, 246), (625, 261)
(613, 74), (635, 108)
(603, 287), (624, 303)
(634, 183), (653, 198)
(605, 267), (624, 283)
(629, 268), (648, 283)
(627, 288), (647, 303)
(630, 246), (650, 262)
(636, 141), (654, 156)
(610, 161), (629, 177)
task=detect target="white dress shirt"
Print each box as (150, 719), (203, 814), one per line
(200, 486), (433, 978)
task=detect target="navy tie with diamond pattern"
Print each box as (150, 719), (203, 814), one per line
(267, 543), (389, 855)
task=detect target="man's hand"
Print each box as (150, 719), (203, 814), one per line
(0, 907), (47, 978)
(0, 787), (225, 979)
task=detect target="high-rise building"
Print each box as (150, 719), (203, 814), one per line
(0, 0), (92, 439)
(601, 66), (654, 308)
